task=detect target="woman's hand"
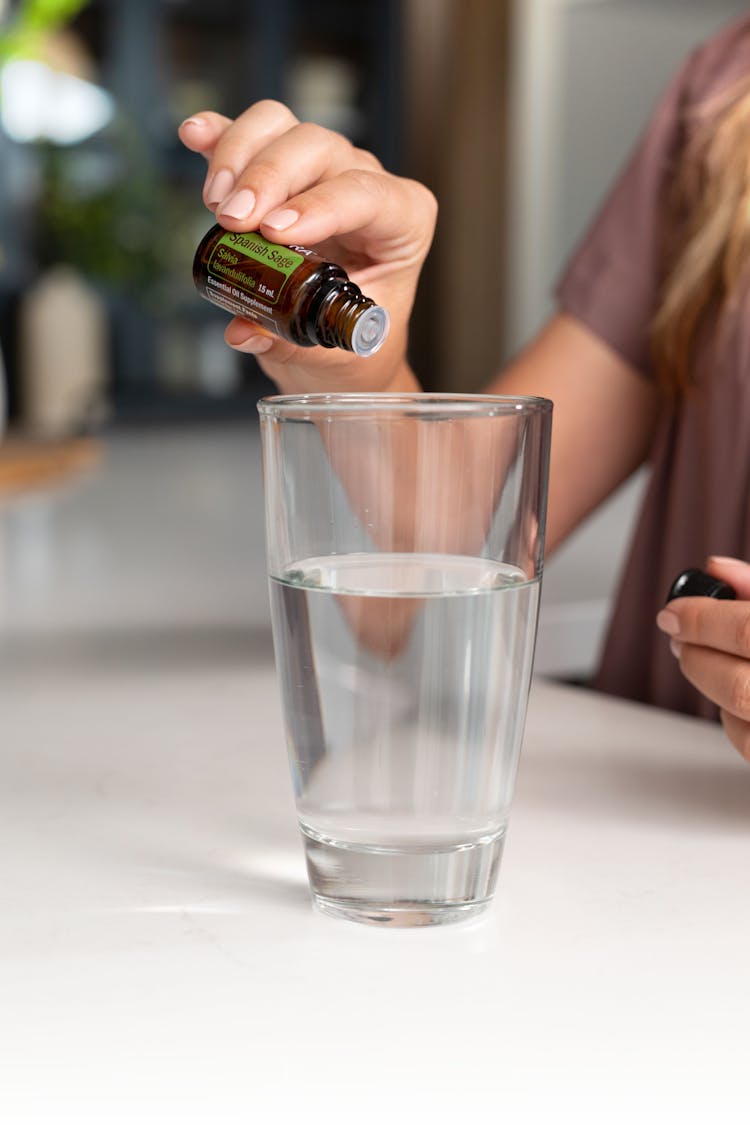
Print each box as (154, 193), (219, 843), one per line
(178, 102), (436, 394)
(657, 557), (750, 760)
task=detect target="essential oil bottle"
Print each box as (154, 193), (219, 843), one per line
(193, 224), (389, 357)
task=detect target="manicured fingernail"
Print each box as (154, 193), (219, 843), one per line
(656, 609), (681, 636)
(226, 327), (273, 353)
(218, 188), (257, 220)
(204, 168), (236, 206)
(237, 335), (273, 354)
(181, 116), (208, 129)
(263, 208), (300, 231)
(670, 638), (683, 660)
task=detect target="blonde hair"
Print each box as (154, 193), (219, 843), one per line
(651, 75), (750, 395)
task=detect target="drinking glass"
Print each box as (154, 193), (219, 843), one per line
(258, 393), (552, 926)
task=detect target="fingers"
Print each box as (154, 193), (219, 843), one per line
(202, 100), (301, 210)
(680, 640), (750, 765)
(177, 111), (233, 157)
(657, 596), (750, 660)
(706, 555), (750, 598)
(185, 101), (380, 228)
(178, 101), (436, 265)
(674, 642), (750, 720)
(224, 318), (300, 368)
(180, 100), (434, 396)
(211, 129), (400, 250)
(215, 126), (376, 228)
(656, 558), (750, 760)
(225, 319), (274, 355)
(256, 170), (436, 266)
(720, 708), (750, 762)
(180, 101), (301, 208)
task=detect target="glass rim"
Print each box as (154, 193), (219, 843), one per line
(257, 392), (553, 419)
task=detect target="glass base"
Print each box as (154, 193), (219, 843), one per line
(300, 822), (505, 927)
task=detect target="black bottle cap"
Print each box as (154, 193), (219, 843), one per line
(667, 568), (736, 602)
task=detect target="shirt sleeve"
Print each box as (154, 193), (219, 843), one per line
(555, 56), (696, 379)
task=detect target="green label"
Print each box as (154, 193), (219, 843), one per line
(207, 231), (304, 307)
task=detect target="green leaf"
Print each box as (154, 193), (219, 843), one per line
(17, 0), (90, 34)
(0, 0), (90, 64)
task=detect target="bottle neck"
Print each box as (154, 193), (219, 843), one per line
(313, 280), (389, 356)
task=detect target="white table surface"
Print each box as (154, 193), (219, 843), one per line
(2, 430), (750, 1123)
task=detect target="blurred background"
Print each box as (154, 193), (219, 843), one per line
(0, 0), (747, 677)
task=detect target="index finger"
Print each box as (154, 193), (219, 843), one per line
(178, 111), (233, 158)
(659, 596), (750, 659)
(197, 100), (299, 208)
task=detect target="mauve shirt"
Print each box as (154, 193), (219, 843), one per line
(555, 14), (750, 719)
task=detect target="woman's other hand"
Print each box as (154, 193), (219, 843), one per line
(657, 557), (750, 760)
(178, 103), (436, 394)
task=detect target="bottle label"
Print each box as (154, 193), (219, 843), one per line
(206, 231), (305, 309)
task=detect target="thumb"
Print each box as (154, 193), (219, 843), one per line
(706, 555), (750, 599)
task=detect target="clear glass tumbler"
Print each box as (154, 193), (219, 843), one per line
(258, 393), (552, 926)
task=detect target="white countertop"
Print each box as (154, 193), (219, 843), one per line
(2, 429), (750, 1123)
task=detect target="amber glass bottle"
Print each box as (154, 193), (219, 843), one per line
(193, 224), (389, 357)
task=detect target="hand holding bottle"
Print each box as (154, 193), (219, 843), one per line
(179, 101), (436, 394)
(657, 557), (750, 759)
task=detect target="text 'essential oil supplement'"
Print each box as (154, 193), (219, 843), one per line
(193, 225), (389, 356)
